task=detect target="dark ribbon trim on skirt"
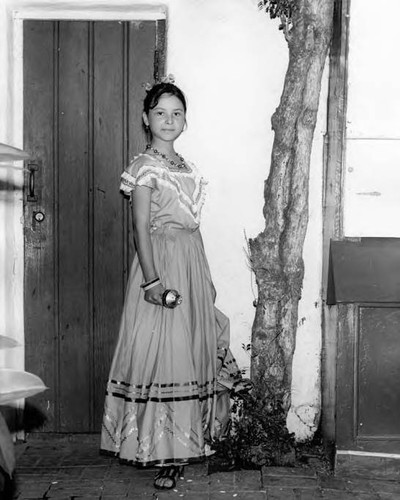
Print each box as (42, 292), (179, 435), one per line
(106, 390), (216, 404)
(109, 378), (215, 389)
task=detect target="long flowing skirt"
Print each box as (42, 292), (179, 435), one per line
(101, 227), (231, 466)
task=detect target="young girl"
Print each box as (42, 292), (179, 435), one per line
(100, 77), (240, 490)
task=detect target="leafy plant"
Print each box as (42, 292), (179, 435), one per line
(258, 0), (296, 19)
(211, 342), (295, 470)
(216, 386), (295, 469)
(258, 0), (297, 33)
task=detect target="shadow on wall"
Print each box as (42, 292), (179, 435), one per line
(0, 179), (21, 199)
(0, 142), (28, 199)
(0, 161), (24, 195)
(2, 403), (47, 434)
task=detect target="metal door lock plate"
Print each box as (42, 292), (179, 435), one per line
(34, 211), (45, 223)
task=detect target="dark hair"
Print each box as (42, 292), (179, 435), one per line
(143, 82), (187, 114)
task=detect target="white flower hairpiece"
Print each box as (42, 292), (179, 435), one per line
(159, 73), (175, 84)
(143, 73), (176, 92)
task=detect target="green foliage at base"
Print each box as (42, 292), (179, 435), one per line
(212, 374), (295, 470)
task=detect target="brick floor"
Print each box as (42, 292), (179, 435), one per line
(2, 439), (400, 499)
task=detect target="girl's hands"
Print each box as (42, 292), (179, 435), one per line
(144, 283), (165, 306)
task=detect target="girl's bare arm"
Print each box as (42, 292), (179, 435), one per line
(131, 186), (164, 305)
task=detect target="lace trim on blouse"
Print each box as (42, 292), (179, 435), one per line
(120, 158), (207, 224)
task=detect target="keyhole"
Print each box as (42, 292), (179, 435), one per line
(34, 211), (45, 223)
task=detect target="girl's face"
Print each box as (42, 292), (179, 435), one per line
(143, 94), (186, 145)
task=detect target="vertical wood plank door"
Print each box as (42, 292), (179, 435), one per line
(23, 19), (165, 432)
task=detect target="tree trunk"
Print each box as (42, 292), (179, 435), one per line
(249, 0), (334, 412)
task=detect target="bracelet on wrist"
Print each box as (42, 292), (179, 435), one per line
(140, 277), (159, 289)
(141, 278), (161, 291)
(143, 280), (161, 292)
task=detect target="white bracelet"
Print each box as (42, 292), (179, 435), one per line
(143, 279), (161, 291)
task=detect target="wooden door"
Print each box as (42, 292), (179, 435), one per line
(23, 20), (165, 433)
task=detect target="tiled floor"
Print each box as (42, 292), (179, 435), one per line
(3, 438), (400, 499)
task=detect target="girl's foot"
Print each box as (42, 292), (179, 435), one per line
(154, 465), (184, 490)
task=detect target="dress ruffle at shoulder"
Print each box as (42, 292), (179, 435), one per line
(120, 155), (165, 195)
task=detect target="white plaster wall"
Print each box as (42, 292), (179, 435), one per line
(0, 2), (25, 371)
(0, 0), (326, 439)
(344, 0), (400, 236)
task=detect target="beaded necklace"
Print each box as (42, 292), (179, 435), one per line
(146, 145), (186, 170)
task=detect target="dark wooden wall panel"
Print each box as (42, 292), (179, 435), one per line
(328, 238), (400, 304)
(24, 20), (57, 430)
(92, 22), (125, 429)
(57, 21), (91, 431)
(128, 21), (156, 156)
(357, 306), (400, 437)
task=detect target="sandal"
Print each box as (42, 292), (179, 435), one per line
(154, 465), (184, 490)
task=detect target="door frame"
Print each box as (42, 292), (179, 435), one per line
(321, 0), (350, 445)
(9, 3), (167, 432)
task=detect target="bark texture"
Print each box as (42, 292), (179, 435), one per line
(249, 0), (334, 411)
